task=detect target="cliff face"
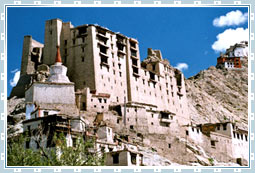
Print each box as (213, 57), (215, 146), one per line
(186, 58), (248, 129)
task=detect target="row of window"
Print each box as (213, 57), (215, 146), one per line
(233, 132), (248, 141)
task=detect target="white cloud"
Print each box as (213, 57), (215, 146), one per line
(175, 63), (188, 71)
(213, 10), (248, 27)
(10, 70), (20, 87)
(211, 27), (248, 52)
(11, 68), (19, 73)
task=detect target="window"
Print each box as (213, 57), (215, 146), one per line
(117, 119), (119, 124)
(211, 141), (216, 148)
(119, 72), (122, 77)
(186, 130), (189, 136)
(223, 124), (227, 130)
(151, 114), (154, 118)
(81, 57), (85, 62)
(82, 37), (85, 43)
(151, 122), (154, 125)
(152, 64), (156, 71)
(73, 39), (75, 45)
(131, 153), (137, 165)
(233, 132), (236, 138)
(217, 125), (220, 130)
(131, 49), (137, 57)
(168, 144), (171, 148)
(130, 125), (134, 130)
(104, 99), (107, 103)
(82, 47), (85, 52)
(118, 64), (121, 69)
(245, 135), (248, 141)
(237, 133), (240, 139)
(101, 106), (104, 109)
(99, 45), (107, 54)
(99, 98), (102, 103)
(143, 79), (145, 85)
(130, 41), (136, 48)
(64, 40), (67, 45)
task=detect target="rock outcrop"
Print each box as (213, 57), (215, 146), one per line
(7, 97), (26, 137)
(186, 58), (248, 129)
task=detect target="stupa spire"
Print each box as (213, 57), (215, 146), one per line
(55, 45), (62, 64)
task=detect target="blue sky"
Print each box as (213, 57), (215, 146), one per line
(7, 7), (248, 96)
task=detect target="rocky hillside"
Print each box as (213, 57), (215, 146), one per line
(186, 58), (248, 129)
(7, 97), (26, 137)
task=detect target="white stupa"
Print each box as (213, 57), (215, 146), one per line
(47, 46), (70, 83)
(25, 45), (78, 117)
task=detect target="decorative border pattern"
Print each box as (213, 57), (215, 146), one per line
(0, 0), (254, 172)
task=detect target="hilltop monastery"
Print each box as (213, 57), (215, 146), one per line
(10, 18), (248, 166)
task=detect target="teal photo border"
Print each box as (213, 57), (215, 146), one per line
(0, 0), (254, 172)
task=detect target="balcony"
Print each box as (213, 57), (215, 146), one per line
(160, 111), (175, 124)
(99, 52), (109, 59)
(98, 41), (109, 48)
(177, 91), (183, 96)
(132, 67), (140, 77)
(117, 49), (126, 55)
(97, 32), (108, 40)
(131, 55), (139, 60)
(100, 62), (110, 68)
(160, 118), (173, 124)
(130, 46), (137, 51)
